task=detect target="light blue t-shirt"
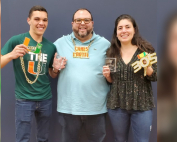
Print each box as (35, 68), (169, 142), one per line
(54, 32), (110, 115)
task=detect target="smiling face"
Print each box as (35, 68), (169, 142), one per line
(117, 19), (135, 45)
(27, 11), (48, 38)
(72, 10), (94, 41)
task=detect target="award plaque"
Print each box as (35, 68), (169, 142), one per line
(105, 58), (116, 72)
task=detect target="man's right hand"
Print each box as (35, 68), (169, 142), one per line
(10, 44), (28, 59)
(1, 44), (28, 68)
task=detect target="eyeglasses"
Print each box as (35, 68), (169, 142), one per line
(74, 18), (92, 24)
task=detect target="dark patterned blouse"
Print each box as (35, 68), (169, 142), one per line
(107, 49), (157, 111)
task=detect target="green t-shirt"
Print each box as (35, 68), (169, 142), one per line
(1, 32), (56, 100)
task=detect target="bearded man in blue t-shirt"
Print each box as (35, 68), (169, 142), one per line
(53, 8), (110, 142)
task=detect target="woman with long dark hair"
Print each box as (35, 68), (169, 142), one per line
(103, 14), (157, 142)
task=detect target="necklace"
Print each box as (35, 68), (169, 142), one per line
(72, 37), (94, 58)
(20, 44), (42, 84)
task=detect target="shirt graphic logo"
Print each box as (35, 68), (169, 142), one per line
(27, 52), (47, 75)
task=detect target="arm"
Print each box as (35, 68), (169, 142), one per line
(145, 63), (157, 81)
(103, 65), (113, 83)
(1, 54), (13, 68)
(1, 44), (28, 68)
(48, 68), (59, 78)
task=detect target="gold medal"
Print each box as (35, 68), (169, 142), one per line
(71, 37), (94, 59)
(73, 46), (89, 58)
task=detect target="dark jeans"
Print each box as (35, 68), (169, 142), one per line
(108, 108), (153, 142)
(15, 98), (52, 142)
(58, 112), (106, 142)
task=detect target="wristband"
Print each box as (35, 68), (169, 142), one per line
(53, 67), (58, 74)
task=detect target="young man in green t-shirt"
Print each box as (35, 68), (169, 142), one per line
(1, 5), (66, 142)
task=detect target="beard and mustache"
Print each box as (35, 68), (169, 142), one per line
(72, 27), (93, 38)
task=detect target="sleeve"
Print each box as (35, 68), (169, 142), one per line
(49, 44), (56, 68)
(145, 62), (157, 82)
(1, 36), (19, 55)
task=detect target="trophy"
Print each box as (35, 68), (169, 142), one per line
(56, 53), (63, 71)
(105, 58), (116, 72)
(131, 52), (157, 76)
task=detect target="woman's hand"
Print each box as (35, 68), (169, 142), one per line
(103, 65), (112, 83)
(103, 65), (111, 78)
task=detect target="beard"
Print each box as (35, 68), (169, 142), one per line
(73, 28), (93, 38)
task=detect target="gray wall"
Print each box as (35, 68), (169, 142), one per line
(1, 0), (157, 142)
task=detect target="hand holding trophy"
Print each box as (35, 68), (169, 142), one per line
(105, 58), (116, 72)
(103, 58), (116, 78)
(52, 53), (67, 71)
(131, 52), (157, 76)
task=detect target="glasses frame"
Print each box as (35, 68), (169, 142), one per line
(74, 18), (92, 24)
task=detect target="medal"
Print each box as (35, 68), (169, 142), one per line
(71, 37), (94, 58)
(73, 46), (89, 58)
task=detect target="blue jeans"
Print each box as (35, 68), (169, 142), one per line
(15, 98), (52, 142)
(58, 112), (106, 142)
(108, 108), (153, 142)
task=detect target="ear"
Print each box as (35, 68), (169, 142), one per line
(27, 17), (31, 25)
(71, 21), (74, 26)
(92, 21), (94, 26)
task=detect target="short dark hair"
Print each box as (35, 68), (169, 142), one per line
(28, 5), (48, 18)
(72, 8), (93, 21)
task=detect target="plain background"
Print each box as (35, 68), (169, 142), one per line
(1, 0), (157, 142)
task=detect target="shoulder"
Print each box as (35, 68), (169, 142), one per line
(43, 37), (56, 49)
(100, 36), (110, 45)
(94, 34), (111, 47)
(95, 34), (110, 44)
(1, 32), (27, 54)
(4, 32), (28, 46)
(8, 33), (27, 42)
(53, 34), (71, 45)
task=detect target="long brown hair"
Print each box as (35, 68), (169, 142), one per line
(107, 14), (155, 62)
